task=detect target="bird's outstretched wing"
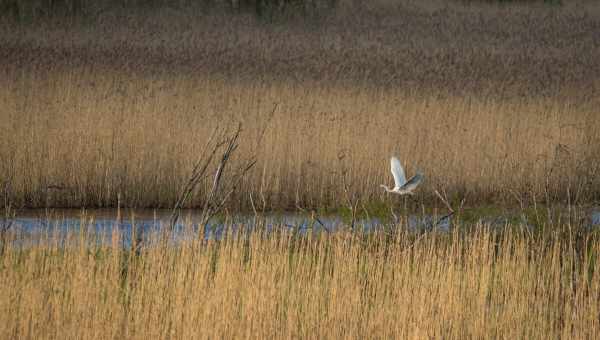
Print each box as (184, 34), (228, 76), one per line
(390, 156), (406, 189)
(401, 172), (424, 192)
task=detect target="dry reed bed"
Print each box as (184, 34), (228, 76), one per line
(1, 223), (599, 339)
(1, 1), (600, 209)
(2, 71), (600, 209)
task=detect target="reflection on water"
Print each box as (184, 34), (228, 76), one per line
(592, 211), (600, 226)
(4, 207), (600, 248)
(6, 209), (452, 246)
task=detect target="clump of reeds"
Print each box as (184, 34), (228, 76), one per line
(0, 220), (598, 339)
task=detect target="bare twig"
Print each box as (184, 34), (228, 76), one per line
(389, 204), (399, 225)
(249, 191), (260, 228)
(169, 118), (265, 241)
(434, 189), (454, 213)
(295, 203), (330, 233)
(342, 177), (359, 229)
(169, 127), (223, 231)
(339, 157), (360, 230)
(198, 125), (242, 228)
(434, 211), (454, 228)
(201, 157), (257, 228)
(360, 200), (371, 222)
(433, 189), (465, 228)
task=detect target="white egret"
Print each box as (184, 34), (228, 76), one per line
(380, 156), (423, 195)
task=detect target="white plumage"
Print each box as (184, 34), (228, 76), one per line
(381, 156), (423, 195)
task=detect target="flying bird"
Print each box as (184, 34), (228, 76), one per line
(380, 156), (423, 195)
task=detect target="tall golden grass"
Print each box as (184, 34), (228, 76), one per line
(2, 71), (599, 209)
(1, 222), (598, 339)
(1, 0), (599, 209)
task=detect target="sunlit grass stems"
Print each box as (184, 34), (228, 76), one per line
(2, 0), (600, 210)
(2, 71), (600, 210)
(1, 222), (599, 339)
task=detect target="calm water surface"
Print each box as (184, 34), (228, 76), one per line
(4, 208), (600, 247)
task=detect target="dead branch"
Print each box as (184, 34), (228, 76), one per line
(198, 124), (242, 228)
(169, 123), (259, 239)
(433, 189), (465, 228)
(295, 203), (330, 233)
(200, 156), (256, 228)
(341, 173), (359, 230)
(434, 189), (454, 213)
(169, 127), (223, 231)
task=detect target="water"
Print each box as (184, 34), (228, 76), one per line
(3, 207), (599, 248)
(591, 211), (600, 227)
(3, 208), (451, 246)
